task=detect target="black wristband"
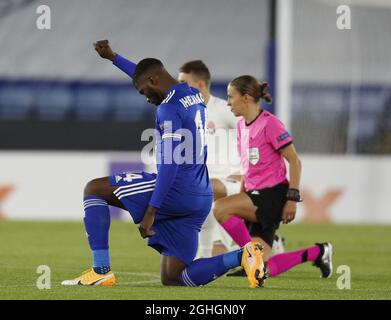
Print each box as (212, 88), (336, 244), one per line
(286, 188), (303, 202)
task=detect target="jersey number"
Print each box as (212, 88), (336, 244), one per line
(123, 173), (143, 183)
(195, 110), (207, 156)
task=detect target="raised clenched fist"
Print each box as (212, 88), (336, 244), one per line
(93, 39), (116, 61)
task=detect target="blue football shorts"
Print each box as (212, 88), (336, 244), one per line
(109, 171), (213, 265)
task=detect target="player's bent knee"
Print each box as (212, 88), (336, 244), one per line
(161, 275), (182, 286)
(161, 279), (177, 286)
(83, 178), (112, 200)
(210, 178), (227, 200)
(213, 199), (228, 223)
(84, 179), (101, 197)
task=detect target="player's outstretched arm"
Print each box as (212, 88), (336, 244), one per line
(93, 39), (136, 78)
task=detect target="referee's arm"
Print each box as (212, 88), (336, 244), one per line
(280, 143), (302, 191)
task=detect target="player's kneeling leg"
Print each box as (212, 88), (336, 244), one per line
(160, 250), (244, 287)
(180, 250), (247, 287)
(160, 256), (186, 286)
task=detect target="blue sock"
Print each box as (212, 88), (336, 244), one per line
(83, 196), (111, 274)
(92, 250), (111, 274)
(180, 249), (243, 287)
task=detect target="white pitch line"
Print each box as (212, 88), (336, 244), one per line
(115, 271), (160, 278)
(119, 279), (162, 285)
(0, 271), (161, 288)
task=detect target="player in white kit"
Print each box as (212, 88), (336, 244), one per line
(178, 60), (285, 259)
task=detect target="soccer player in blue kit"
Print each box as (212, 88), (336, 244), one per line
(62, 40), (265, 288)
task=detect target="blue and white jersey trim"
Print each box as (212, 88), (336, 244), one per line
(113, 179), (156, 200)
(161, 90), (176, 104)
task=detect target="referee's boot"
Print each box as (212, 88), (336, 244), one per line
(241, 241), (266, 288)
(313, 243), (333, 278)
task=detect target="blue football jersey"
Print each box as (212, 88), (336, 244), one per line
(111, 56), (213, 263)
(149, 82), (213, 210)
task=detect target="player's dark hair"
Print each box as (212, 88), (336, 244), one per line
(179, 60), (211, 87)
(133, 58), (164, 81)
(229, 75), (272, 104)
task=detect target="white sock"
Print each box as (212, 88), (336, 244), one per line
(196, 204), (217, 259)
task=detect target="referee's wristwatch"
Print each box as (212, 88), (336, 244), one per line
(286, 188), (303, 202)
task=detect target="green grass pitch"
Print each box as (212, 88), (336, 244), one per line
(0, 221), (390, 300)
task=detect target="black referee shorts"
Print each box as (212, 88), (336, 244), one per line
(245, 183), (289, 247)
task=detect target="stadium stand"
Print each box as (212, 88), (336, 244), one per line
(0, 0), (389, 153)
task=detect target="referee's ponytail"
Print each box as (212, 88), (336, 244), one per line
(259, 81), (273, 104)
(229, 75), (273, 104)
